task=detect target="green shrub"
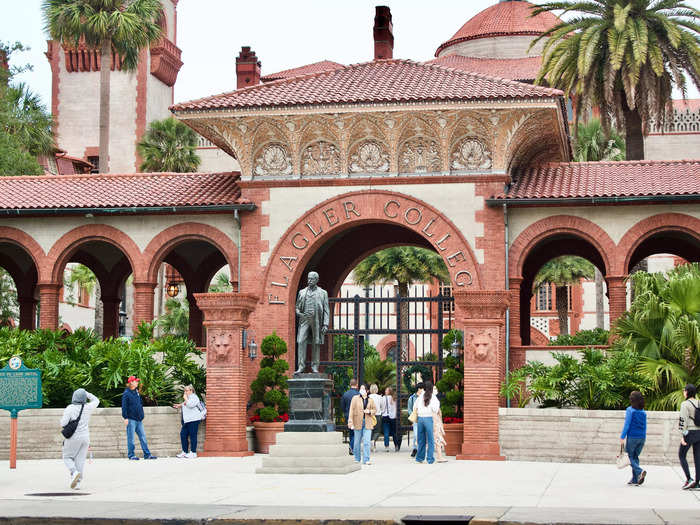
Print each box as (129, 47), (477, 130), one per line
(436, 330), (464, 419)
(249, 332), (289, 422)
(548, 328), (610, 346)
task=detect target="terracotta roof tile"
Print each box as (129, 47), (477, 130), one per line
(171, 59), (563, 113)
(436, 1), (559, 56)
(425, 55), (542, 81)
(493, 160), (700, 201)
(0, 172), (246, 211)
(261, 60), (344, 82)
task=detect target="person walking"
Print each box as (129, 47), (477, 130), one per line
(369, 384), (383, 452)
(415, 381), (439, 464)
(407, 382), (424, 458)
(348, 383), (377, 465)
(620, 391), (647, 485)
(60, 388), (99, 490)
(382, 386), (402, 452)
(433, 386), (447, 462)
(679, 384), (700, 490)
(121, 375), (157, 460)
(173, 385), (203, 458)
(341, 379), (359, 455)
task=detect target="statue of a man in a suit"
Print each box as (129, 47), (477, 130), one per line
(295, 271), (329, 374)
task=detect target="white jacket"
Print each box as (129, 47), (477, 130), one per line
(60, 392), (99, 440)
(181, 393), (203, 423)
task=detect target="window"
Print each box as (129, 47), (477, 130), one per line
(77, 286), (90, 307)
(87, 156), (99, 173)
(438, 283), (454, 314)
(536, 285), (552, 311)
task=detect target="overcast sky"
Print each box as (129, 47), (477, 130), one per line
(3, 0), (699, 109)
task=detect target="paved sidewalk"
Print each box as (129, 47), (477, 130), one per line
(1, 449), (699, 524)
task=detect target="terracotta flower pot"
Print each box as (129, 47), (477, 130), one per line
(253, 421), (285, 454)
(443, 422), (463, 456)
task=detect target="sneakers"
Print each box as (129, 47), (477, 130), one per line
(627, 479), (638, 485)
(348, 448), (354, 456)
(187, 452), (197, 458)
(682, 479), (697, 490)
(363, 461), (372, 465)
(638, 470), (647, 485)
(144, 455), (157, 460)
(128, 456), (139, 461)
(395, 444), (400, 452)
(410, 449), (417, 458)
(385, 447), (390, 453)
(176, 451), (188, 458)
(70, 471), (81, 489)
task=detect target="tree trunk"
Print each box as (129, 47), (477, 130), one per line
(398, 281), (409, 361)
(94, 280), (103, 338)
(622, 99), (645, 160)
(595, 267), (604, 329)
(555, 285), (569, 336)
(99, 39), (111, 173)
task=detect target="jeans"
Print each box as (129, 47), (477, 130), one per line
(126, 419), (152, 459)
(412, 422), (418, 450)
(353, 423), (372, 464)
(679, 430), (700, 481)
(416, 416), (435, 464)
(180, 420), (200, 453)
(383, 417), (402, 448)
(626, 437), (645, 482)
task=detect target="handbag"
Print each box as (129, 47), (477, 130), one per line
(408, 406), (418, 424)
(61, 404), (85, 439)
(616, 443), (630, 469)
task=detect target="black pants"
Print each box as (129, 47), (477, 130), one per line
(679, 430), (700, 481)
(180, 420), (200, 453)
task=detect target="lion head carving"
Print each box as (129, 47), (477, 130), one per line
(467, 328), (498, 366)
(209, 332), (234, 364)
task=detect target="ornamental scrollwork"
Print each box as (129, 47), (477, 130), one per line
(348, 140), (390, 174)
(399, 136), (441, 174)
(254, 143), (293, 177)
(301, 140), (341, 176)
(450, 138), (492, 171)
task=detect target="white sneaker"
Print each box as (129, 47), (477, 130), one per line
(187, 452), (197, 458)
(73, 482), (81, 491)
(176, 451), (188, 458)
(70, 471), (81, 489)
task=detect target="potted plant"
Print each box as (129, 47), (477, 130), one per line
(437, 329), (463, 456)
(249, 332), (290, 453)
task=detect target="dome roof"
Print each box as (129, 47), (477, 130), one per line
(435, 1), (560, 57)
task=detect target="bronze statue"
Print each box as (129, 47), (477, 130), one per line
(295, 271), (329, 374)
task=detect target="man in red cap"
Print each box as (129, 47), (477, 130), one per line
(121, 376), (157, 460)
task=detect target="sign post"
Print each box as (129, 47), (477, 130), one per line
(0, 356), (42, 469)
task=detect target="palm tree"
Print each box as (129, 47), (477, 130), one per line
(137, 117), (201, 172)
(616, 263), (700, 409)
(531, 0), (700, 160)
(353, 247), (449, 360)
(208, 271), (232, 293)
(65, 263), (103, 336)
(157, 297), (189, 337)
(3, 83), (55, 157)
(43, 0), (162, 173)
(533, 256), (596, 337)
(574, 118), (625, 161)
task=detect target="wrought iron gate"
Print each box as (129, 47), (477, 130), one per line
(320, 285), (454, 433)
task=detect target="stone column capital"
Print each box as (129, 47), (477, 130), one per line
(508, 276), (523, 288)
(194, 292), (259, 329)
(605, 275), (628, 287)
(453, 289), (510, 321)
(132, 281), (157, 292)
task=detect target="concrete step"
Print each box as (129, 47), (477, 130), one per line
(256, 464), (361, 475)
(261, 456), (357, 469)
(269, 444), (349, 457)
(275, 431), (344, 445)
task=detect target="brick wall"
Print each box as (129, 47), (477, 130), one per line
(0, 408), (254, 460)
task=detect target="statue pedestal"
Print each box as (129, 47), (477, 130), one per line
(284, 374), (335, 432)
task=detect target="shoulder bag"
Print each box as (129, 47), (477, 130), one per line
(61, 404), (85, 439)
(616, 443), (630, 469)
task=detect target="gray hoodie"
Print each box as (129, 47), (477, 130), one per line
(60, 389), (100, 440)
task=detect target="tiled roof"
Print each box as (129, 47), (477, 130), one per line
(425, 55), (542, 81)
(436, 1), (559, 56)
(171, 59), (563, 112)
(0, 172), (250, 211)
(261, 60), (344, 82)
(492, 161), (700, 201)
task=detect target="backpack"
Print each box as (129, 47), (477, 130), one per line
(689, 400), (700, 425)
(197, 400), (207, 420)
(61, 404), (84, 439)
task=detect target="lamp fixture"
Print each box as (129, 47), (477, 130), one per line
(248, 337), (258, 360)
(166, 282), (180, 298)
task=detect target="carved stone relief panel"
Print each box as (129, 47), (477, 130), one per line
(464, 327), (499, 367)
(348, 140), (390, 174)
(301, 140), (341, 176)
(398, 136), (441, 174)
(450, 137), (492, 171)
(253, 143), (293, 177)
(208, 330), (237, 366)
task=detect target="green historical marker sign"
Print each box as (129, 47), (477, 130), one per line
(0, 356), (42, 417)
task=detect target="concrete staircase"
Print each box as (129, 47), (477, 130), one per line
(256, 431), (361, 474)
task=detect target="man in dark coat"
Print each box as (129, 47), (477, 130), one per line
(122, 376), (157, 460)
(295, 271), (329, 374)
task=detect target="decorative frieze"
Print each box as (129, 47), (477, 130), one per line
(399, 136), (441, 173)
(348, 140), (390, 173)
(254, 143), (293, 177)
(450, 138), (492, 171)
(301, 141), (341, 176)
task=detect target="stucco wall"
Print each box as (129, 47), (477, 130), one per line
(260, 183), (484, 266)
(146, 68), (174, 126)
(645, 134), (700, 161)
(197, 148), (240, 173)
(438, 35), (545, 59)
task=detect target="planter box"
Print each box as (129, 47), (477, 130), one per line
(253, 421), (285, 454)
(443, 422), (463, 456)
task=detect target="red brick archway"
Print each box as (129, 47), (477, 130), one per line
(615, 213), (700, 274)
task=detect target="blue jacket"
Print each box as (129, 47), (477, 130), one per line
(341, 388), (359, 419)
(620, 406), (646, 439)
(122, 388), (145, 421)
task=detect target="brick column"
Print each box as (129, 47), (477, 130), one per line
(101, 296), (121, 339)
(194, 292), (258, 457)
(132, 282), (156, 329)
(607, 276), (628, 329)
(187, 291), (204, 346)
(508, 277), (522, 349)
(17, 296), (37, 330)
(454, 289), (509, 461)
(37, 283), (60, 330)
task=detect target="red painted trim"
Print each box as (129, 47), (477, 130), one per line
(46, 41), (61, 142)
(135, 49), (149, 172)
(238, 174), (509, 189)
